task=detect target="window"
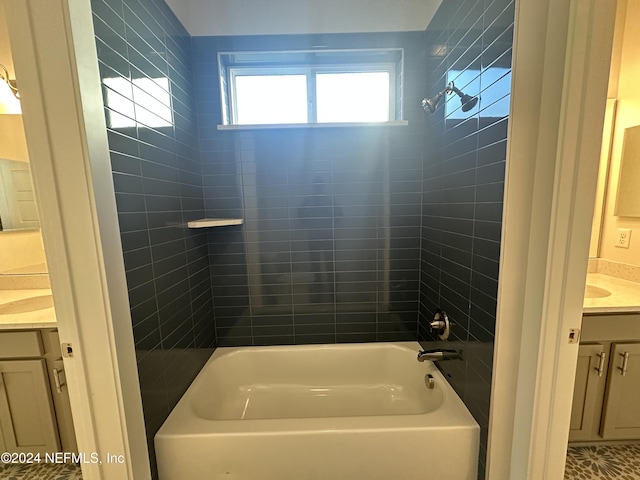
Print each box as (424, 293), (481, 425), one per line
(219, 49), (403, 126)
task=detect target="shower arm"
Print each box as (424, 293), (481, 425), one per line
(421, 82), (455, 113)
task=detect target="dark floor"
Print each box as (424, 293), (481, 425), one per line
(565, 443), (640, 479)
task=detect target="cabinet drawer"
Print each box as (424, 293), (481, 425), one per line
(0, 331), (43, 358)
(581, 314), (640, 342)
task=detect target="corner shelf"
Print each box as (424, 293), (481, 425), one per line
(187, 218), (244, 228)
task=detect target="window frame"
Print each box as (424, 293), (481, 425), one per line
(219, 48), (404, 127)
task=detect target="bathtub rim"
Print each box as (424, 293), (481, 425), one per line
(155, 341), (479, 438)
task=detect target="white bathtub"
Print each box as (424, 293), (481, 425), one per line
(155, 342), (479, 480)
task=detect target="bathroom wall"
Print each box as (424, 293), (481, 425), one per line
(192, 32), (427, 347)
(599, 0), (640, 266)
(418, 0), (514, 477)
(90, 0), (215, 471)
(0, 3), (13, 78)
(0, 116), (28, 160)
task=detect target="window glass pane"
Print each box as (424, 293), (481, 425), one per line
(235, 75), (308, 124)
(316, 72), (390, 123)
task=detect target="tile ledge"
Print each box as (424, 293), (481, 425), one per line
(187, 218), (244, 228)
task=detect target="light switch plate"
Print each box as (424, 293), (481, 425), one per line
(615, 228), (631, 249)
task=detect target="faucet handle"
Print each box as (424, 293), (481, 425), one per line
(429, 310), (450, 340)
(429, 318), (446, 331)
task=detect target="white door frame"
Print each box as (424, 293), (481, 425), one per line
(488, 0), (617, 479)
(2, 1), (150, 479)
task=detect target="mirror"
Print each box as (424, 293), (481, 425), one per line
(0, 158), (47, 276)
(0, 157), (40, 231)
(589, 99), (616, 257)
(615, 124), (640, 217)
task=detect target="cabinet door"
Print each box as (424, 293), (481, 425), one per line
(49, 359), (77, 452)
(569, 343), (608, 441)
(0, 359), (60, 453)
(601, 343), (640, 439)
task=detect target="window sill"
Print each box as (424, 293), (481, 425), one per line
(217, 121), (408, 131)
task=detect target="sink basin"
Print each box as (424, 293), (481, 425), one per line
(0, 295), (54, 315)
(584, 285), (611, 299)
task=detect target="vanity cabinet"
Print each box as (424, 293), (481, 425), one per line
(0, 329), (76, 453)
(600, 342), (640, 439)
(0, 358), (59, 453)
(569, 314), (640, 442)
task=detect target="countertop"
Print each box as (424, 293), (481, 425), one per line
(584, 273), (640, 314)
(0, 288), (57, 330)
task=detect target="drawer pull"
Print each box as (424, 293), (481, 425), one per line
(594, 351), (606, 377)
(618, 351), (630, 377)
(52, 368), (65, 394)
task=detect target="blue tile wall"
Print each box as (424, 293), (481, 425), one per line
(418, 0), (514, 478)
(192, 32), (426, 347)
(90, 0), (215, 475)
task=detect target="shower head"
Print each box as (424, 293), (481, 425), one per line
(421, 81), (478, 114)
(450, 85), (478, 112)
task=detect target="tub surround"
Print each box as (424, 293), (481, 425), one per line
(91, 0), (216, 474)
(0, 288), (56, 330)
(195, 32), (426, 347)
(417, 1), (514, 476)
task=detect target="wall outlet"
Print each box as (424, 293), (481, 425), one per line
(615, 228), (631, 249)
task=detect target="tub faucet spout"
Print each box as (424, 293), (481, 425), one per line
(417, 349), (463, 362)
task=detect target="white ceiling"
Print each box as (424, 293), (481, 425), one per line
(164, 0), (442, 36)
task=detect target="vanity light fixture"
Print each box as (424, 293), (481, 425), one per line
(422, 81), (478, 114)
(0, 64), (21, 114)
